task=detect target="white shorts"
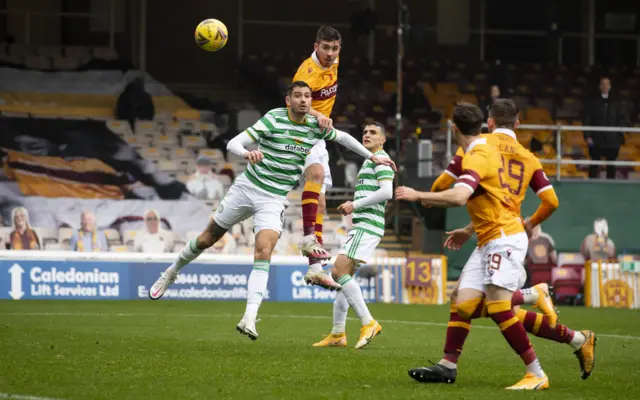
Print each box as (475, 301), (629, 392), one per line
(213, 174), (288, 234)
(300, 140), (332, 194)
(339, 228), (381, 265)
(458, 232), (528, 292)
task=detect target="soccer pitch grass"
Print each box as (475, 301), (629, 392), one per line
(1, 301), (639, 400)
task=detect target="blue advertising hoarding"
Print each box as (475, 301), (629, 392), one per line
(0, 255), (402, 302)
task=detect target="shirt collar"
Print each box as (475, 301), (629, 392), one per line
(493, 128), (517, 140)
(311, 52), (327, 70)
(466, 137), (487, 153)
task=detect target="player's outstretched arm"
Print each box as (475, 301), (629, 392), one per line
(331, 130), (397, 171)
(226, 131), (263, 164)
(431, 152), (463, 192)
(338, 180), (393, 216)
(396, 185), (472, 208)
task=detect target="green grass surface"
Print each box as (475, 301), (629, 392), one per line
(0, 301), (639, 399)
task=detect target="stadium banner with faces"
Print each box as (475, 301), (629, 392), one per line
(403, 256), (448, 305)
(0, 252), (432, 303)
(585, 258), (640, 309)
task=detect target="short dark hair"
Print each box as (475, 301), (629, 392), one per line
(287, 81), (311, 96)
(488, 98), (518, 128)
(316, 26), (342, 44)
(453, 103), (484, 136)
(364, 121), (385, 135)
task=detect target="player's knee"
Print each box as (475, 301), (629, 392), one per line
(254, 244), (273, 261)
(456, 298), (482, 320)
(305, 163), (324, 183)
(198, 219), (227, 249)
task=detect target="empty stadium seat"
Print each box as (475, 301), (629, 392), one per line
(182, 135), (207, 149)
(122, 230), (138, 246)
(58, 228), (74, 245)
(170, 148), (192, 160)
(110, 245), (130, 252)
(52, 55), (82, 70)
(93, 47), (118, 60)
(527, 263), (554, 286)
(135, 120), (157, 135)
(44, 243), (63, 251)
(158, 160), (180, 173)
(37, 46), (63, 58)
(9, 43), (32, 58)
(103, 229), (122, 246)
(65, 46), (91, 59)
(139, 147), (163, 160)
(25, 55), (52, 70)
(199, 148), (224, 161)
(106, 120), (133, 136)
(35, 227), (59, 245)
(155, 135), (179, 148)
(551, 266), (584, 302)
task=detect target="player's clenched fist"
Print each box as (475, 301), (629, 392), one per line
(370, 155), (398, 171)
(316, 115), (334, 130)
(395, 186), (419, 201)
(337, 201), (354, 216)
(244, 150), (264, 164)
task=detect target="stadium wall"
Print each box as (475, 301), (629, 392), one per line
(445, 182), (640, 278)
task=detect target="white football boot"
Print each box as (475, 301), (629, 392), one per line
(236, 317), (259, 341)
(301, 234), (331, 260)
(148, 267), (177, 300)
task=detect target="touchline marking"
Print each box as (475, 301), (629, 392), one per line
(1, 311), (638, 341)
(0, 393), (65, 400)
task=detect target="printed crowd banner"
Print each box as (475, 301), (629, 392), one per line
(585, 259), (640, 309)
(403, 255), (448, 305)
(0, 251), (437, 303)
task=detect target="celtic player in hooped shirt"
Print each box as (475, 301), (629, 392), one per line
(312, 122), (394, 350)
(148, 81), (396, 341)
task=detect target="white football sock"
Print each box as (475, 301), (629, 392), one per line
(520, 287), (539, 304)
(244, 260), (270, 321)
(169, 238), (204, 273)
(439, 359), (457, 369)
(525, 358), (545, 378)
(332, 291), (349, 334)
(569, 331), (586, 351)
(338, 275), (373, 326)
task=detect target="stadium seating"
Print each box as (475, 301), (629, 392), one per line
(241, 53), (640, 178)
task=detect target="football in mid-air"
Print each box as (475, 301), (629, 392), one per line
(195, 19), (228, 52)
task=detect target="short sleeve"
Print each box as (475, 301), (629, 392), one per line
(374, 164), (395, 182)
(445, 148), (465, 179)
(245, 114), (274, 141)
(455, 150), (489, 193)
(529, 157), (552, 195)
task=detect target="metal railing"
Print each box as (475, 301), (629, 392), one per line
(445, 122), (640, 180)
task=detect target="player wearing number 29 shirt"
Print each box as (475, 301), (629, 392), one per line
(401, 100), (596, 389)
(396, 102), (551, 390)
